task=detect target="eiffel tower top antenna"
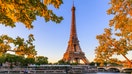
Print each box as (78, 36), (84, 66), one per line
(72, 0), (74, 6)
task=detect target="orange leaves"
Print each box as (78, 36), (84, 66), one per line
(0, 34), (36, 57)
(107, 0), (132, 37)
(15, 51), (24, 56)
(44, 0), (51, 5)
(125, 25), (132, 32)
(129, 35), (132, 40)
(127, 18), (132, 25)
(0, 0), (63, 29)
(126, 18), (132, 32)
(95, 28), (114, 64)
(108, 0), (131, 29)
(128, 8), (132, 16)
(109, 20), (114, 27)
(7, 4), (14, 11)
(95, 0), (132, 66)
(44, 0), (63, 8)
(27, 54), (34, 58)
(104, 28), (112, 36)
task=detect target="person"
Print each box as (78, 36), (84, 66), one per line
(24, 69), (28, 74)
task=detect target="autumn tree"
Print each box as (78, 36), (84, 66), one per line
(95, 28), (124, 66)
(0, 35), (14, 55)
(0, 34), (37, 58)
(0, 0), (63, 59)
(14, 34), (37, 58)
(95, 0), (132, 68)
(0, 0), (63, 29)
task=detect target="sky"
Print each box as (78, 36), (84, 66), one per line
(1, 0), (130, 63)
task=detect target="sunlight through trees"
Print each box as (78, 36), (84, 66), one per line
(0, 0), (63, 64)
(0, 0), (63, 29)
(95, 0), (132, 68)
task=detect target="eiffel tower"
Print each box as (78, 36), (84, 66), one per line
(63, 4), (89, 64)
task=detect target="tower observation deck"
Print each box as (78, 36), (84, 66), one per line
(63, 4), (89, 64)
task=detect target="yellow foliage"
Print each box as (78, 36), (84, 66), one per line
(0, 0), (63, 29)
(128, 18), (132, 25)
(130, 35), (132, 40)
(27, 54), (34, 58)
(126, 25), (132, 31)
(129, 9), (132, 16)
(15, 51), (24, 55)
(0, 53), (3, 56)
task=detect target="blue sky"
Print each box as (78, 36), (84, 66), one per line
(0, 0), (122, 63)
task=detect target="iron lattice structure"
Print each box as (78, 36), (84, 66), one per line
(63, 5), (89, 64)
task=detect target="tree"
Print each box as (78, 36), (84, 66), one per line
(13, 55), (24, 67)
(22, 58), (35, 67)
(0, 53), (36, 67)
(0, 35), (14, 55)
(0, 0), (63, 64)
(89, 62), (96, 66)
(14, 34), (37, 58)
(0, 34), (37, 57)
(56, 59), (70, 65)
(5, 53), (18, 68)
(0, 0), (63, 29)
(0, 55), (5, 66)
(95, 0), (132, 68)
(35, 56), (48, 65)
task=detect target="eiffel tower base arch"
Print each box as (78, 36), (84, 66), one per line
(63, 52), (89, 64)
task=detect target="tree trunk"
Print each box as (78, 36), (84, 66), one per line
(112, 43), (132, 68)
(121, 54), (132, 68)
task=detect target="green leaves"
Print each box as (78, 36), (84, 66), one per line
(35, 56), (48, 65)
(0, 53), (48, 67)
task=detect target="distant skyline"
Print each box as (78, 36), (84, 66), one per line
(0, 0), (131, 63)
